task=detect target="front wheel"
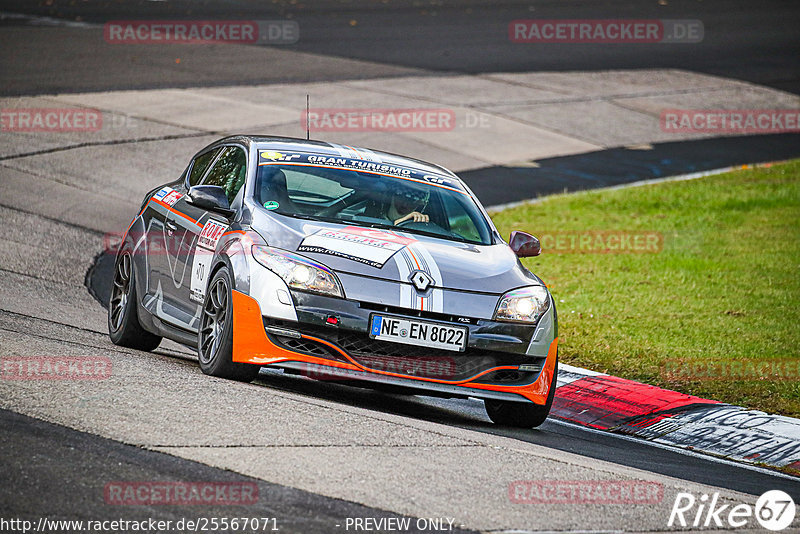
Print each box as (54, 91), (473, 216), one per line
(198, 266), (260, 382)
(485, 358), (558, 428)
(108, 249), (162, 351)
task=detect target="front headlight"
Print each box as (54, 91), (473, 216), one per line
(494, 286), (550, 324)
(251, 245), (344, 298)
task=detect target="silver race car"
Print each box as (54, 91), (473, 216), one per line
(109, 136), (558, 427)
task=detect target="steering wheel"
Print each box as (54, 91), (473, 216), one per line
(396, 219), (435, 230)
(318, 192), (362, 217)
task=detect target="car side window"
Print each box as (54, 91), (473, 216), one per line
(201, 146), (247, 203)
(187, 149), (219, 187)
(440, 191), (485, 243)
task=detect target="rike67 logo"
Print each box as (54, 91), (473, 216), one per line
(669, 490), (796, 531)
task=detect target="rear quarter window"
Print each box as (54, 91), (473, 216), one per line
(187, 148), (219, 187)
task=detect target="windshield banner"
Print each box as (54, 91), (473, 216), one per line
(258, 151), (464, 193)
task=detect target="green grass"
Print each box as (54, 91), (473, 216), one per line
(491, 161), (800, 416)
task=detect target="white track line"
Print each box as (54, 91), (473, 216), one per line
(486, 162), (769, 213)
(488, 159), (800, 478)
(0, 11), (96, 28)
(549, 418), (799, 483)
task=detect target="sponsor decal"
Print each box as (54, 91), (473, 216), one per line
(259, 151), (301, 162)
(190, 220), (228, 303)
(162, 191), (182, 206)
(153, 187), (182, 207)
(197, 220), (227, 250)
(297, 226), (415, 268)
(306, 155), (413, 178)
(257, 152), (464, 192)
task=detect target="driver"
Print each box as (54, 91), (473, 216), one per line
(387, 183), (430, 225)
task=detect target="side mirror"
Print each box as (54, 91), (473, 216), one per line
(509, 231), (541, 257)
(187, 185), (234, 218)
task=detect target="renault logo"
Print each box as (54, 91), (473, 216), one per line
(409, 270), (434, 292)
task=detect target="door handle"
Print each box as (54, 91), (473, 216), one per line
(166, 221), (177, 236)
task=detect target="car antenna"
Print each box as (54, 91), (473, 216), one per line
(306, 94), (310, 140)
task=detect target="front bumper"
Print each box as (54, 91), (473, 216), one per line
(230, 290), (558, 405)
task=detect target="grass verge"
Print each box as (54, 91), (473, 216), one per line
(491, 160), (800, 416)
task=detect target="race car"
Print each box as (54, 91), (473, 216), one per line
(108, 136), (558, 427)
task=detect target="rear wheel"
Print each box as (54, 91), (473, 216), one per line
(485, 358), (558, 428)
(198, 266), (260, 382)
(108, 250), (162, 351)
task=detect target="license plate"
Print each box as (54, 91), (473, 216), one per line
(369, 314), (468, 352)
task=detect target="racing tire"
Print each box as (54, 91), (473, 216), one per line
(108, 249), (162, 351)
(484, 358), (558, 428)
(198, 266), (260, 382)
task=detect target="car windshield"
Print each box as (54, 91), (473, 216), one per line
(254, 153), (493, 245)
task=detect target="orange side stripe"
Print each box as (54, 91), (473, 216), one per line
(151, 198), (198, 225)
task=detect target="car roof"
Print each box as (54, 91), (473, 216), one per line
(206, 135), (459, 180)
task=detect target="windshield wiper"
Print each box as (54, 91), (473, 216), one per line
(278, 212), (341, 224)
(357, 220), (477, 244)
(275, 211), (482, 245)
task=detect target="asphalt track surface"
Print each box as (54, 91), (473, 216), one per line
(0, 0), (798, 95)
(2, 1), (800, 532)
(2, 409), (475, 534)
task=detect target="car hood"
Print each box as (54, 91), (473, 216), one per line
(251, 210), (541, 295)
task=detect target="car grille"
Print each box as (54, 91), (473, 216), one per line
(274, 335), (334, 359)
(265, 319), (542, 383)
(473, 368), (541, 386)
